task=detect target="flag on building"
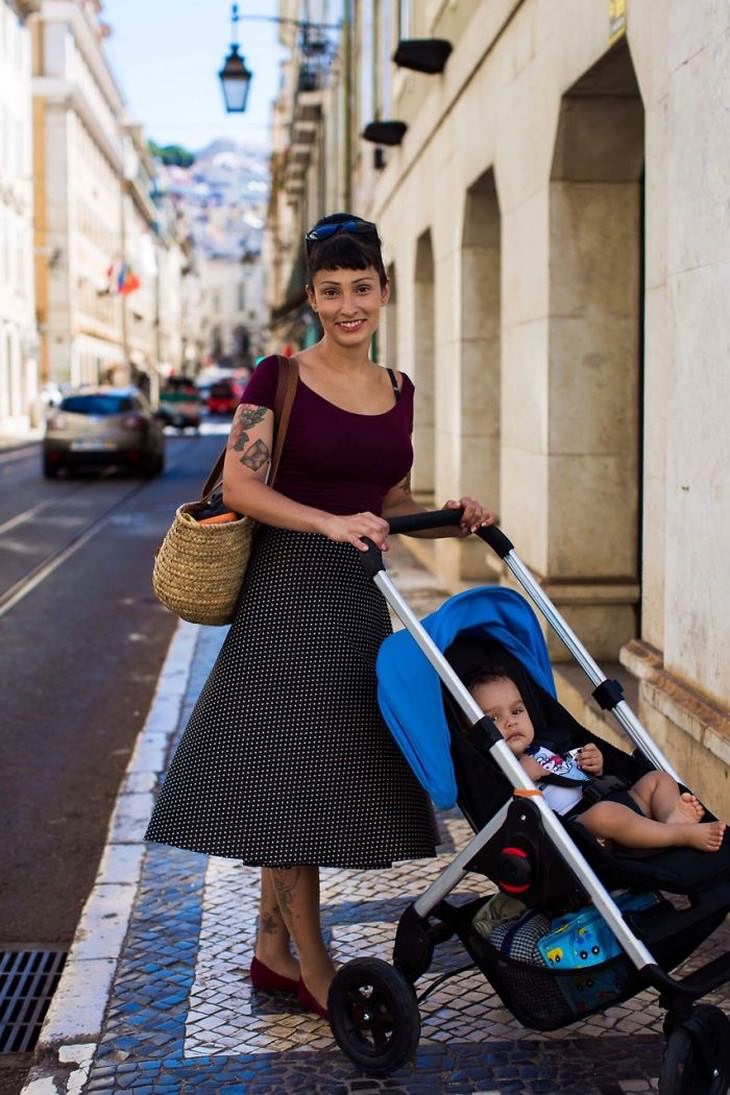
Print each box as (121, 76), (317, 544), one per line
(99, 260), (141, 296)
(119, 263), (141, 295)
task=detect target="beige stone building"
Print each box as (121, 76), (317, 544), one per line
(0, 0), (40, 436)
(32, 0), (127, 389)
(120, 123), (176, 401)
(199, 255), (267, 369)
(267, 0), (346, 348)
(155, 231), (185, 384)
(179, 256), (206, 376)
(31, 0), (175, 399)
(268, 0), (730, 811)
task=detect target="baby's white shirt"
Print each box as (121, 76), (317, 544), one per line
(528, 745), (589, 815)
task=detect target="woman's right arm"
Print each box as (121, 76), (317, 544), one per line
(221, 403), (389, 551)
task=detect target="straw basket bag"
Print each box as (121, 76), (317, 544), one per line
(152, 357), (298, 626)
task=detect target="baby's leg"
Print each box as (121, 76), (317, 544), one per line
(628, 771), (704, 824)
(577, 800), (725, 852)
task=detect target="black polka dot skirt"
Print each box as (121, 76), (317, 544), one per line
(145, 526), (438, 868)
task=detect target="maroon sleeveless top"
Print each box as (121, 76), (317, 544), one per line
(240, 355), (414, 516)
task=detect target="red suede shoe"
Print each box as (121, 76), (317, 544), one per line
(297, 978), (329, 1020)
(249, 956), (299, 995)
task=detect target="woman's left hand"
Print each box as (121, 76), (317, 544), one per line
(444, 496), (496, 536)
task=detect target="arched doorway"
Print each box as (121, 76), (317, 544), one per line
(413, 230), (435, 498)
(460, 168), (501, 577)
(383, 261), (398, 371)
(548, 40), (644, 657)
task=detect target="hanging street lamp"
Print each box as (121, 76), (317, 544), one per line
(217, 3), (342, 115)
(219, 4), (253, 114)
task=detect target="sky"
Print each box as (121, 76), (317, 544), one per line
(103, 0), (288, 152)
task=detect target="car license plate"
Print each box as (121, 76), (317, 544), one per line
(70, 439), (118, 451)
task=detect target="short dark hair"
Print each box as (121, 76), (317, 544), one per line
(305, 212), (388, 288)
(468, 666), (513, 692)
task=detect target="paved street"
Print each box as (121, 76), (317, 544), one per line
(0, 428), (229, 945)
(15, 538), (730, 1094)
(0, 425), (229, 1094)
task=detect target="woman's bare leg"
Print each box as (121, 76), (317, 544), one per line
(254, 867), (299, 981)
(577, 800), (725, 851)
(629, 771), (704, 823)
(271, 865), (336, 1008)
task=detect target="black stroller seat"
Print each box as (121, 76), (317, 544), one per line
(445, 632), (730, 904)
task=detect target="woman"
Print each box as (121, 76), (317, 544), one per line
(145, 212), (494, 1017)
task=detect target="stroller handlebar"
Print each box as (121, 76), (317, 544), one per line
(387, 509), (462, 534)
(387, 510), (515, 559)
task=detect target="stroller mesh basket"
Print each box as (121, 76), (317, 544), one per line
(464, 899), (725, 1031)
(467, 930), (643, 1030)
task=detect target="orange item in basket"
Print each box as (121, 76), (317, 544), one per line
(198, 511), (238, 525)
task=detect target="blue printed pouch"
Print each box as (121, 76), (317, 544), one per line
(537, 891), (660, 970)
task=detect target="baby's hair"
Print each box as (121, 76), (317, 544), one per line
(468, 666), (514, 691)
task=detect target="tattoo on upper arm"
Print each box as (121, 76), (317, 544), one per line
(241, 438), (269, 471)
(228, 404), (268, 454)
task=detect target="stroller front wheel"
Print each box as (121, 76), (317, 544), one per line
(328, 957), (421, 1076)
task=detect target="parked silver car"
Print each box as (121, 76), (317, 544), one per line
(43, 387), (165, 478)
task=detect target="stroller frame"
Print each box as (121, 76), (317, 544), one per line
(328, 510), (730, 1090)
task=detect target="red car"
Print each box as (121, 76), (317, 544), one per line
(208, 378), (245, 416)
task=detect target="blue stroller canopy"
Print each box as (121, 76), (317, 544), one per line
(377, 586), (556, 809)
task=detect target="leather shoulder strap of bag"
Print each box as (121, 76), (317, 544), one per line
(200, 355), (299, 500)
(269, 354), (298, 486)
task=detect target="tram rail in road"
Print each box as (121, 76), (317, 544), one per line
(0, 435), (205, 620)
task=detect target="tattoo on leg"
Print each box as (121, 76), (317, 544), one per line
(241, 438), (269, 471)
(272, 868), (300, 922)
(260, 911), (280, 936)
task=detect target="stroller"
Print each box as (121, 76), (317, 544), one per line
(327, 511), (730, 1094)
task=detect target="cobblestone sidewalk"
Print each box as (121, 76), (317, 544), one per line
(21, 543), (729, 1094)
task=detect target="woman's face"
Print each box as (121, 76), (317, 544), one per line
(308, 266), (390, 349)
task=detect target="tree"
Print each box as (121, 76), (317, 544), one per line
(148, 140), (195, 167)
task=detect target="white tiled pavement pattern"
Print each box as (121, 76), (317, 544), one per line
(182, 812), (699, 1059)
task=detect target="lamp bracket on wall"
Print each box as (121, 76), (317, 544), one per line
(393, 38), (452, 74)
(361, 121), (407, 146)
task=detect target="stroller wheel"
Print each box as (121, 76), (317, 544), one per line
(328, 957), (421, 1076)
(659, 1006), (730, 1095)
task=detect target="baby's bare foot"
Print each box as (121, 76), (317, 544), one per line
(683, 820), (726, 852)
(667, 792), (705, 825)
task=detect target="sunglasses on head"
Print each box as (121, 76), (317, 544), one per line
(304, 219), (378, 248)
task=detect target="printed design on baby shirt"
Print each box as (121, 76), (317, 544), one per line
(528, 745), (589, 783)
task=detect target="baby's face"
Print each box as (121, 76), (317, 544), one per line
(472, 677), (535, 755)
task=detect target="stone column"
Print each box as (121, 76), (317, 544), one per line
(412, 230), (435, 496)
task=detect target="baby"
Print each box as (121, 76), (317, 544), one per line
(470, 670), (726, 853)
